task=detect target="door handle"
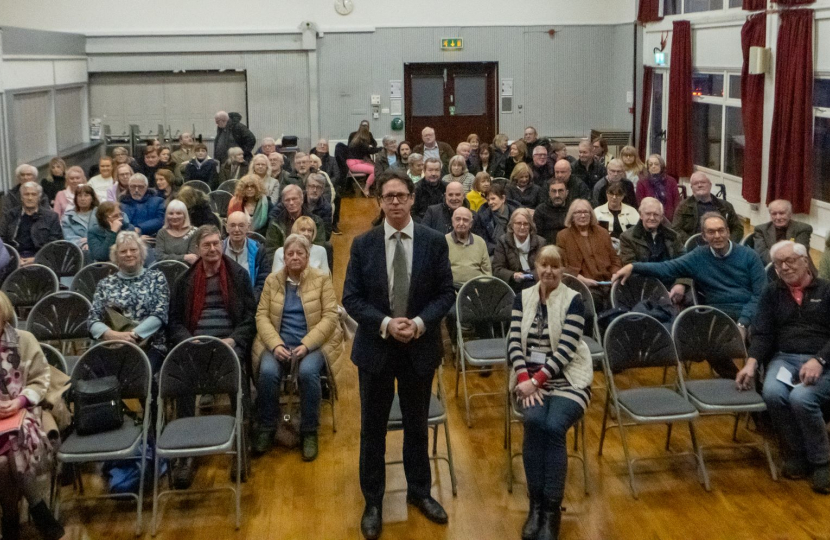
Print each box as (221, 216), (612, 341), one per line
(450, 95), (454, 104)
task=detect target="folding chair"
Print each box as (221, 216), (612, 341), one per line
(764, 262), (777, 282)
(561, 275), (604, 373)
(598, 312), (710, 498)
(34, 240), (84, 289)
(739, 233), (755, 249)
(1, 243), (20, 284)
(455, 276), (514, 427)
(610, 275), (671, 310)
(247, 232), (266, 244)
(279, 351), (339, 434)
(0, 264), (58, 321)
(40, 342), (68, 374)
(70, 262), (118, 302)
(183, 180), (211, 194)
(217, 180), (239, 194)
(671, 306), (777, 480)
(27, 291), (92, 365)
(152, 336), (244, 534)
(55, 341), (152, 536)
(149, 260), (189, 293)
(387, 365), (457, 495)
(210, 190), (233, 219)
(347, 169), (369, 197)
(684, 233), (704, 253)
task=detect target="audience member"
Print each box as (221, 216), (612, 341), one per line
(287, 152), (312, 187)
(256, 137), (277, 157)
(492, 133), (510, 171)
(523, 126), (545, 156)
(228, 175), (271, 237)
(413, 126), (455, 172)
(534, 178), (570, 245)
(183, 143), (219, 187)
(273, 216), (329, 275)
(374, 135), (399, 176)
(673, 172), (743, 244)
(214, 111), (256, 163)
(304, 173), (333, 240)
(592, 158), (636, 207)
(88, 201), (133, 262)
(346, 124), (381, 196)
(88, 157), (115, 202)
(218, 147), (250, 186)
(252, 233), (343, 460)
(442, 155), (475, 193)
(61, 184), (99, 251)
(493, 208), (546, 292)
(472, 143), (504, 178)
(820, 237), (830, 281)
(155, 200), (198, 264)
(266, 152), (289, 204)
(406, 153), (424, 184)
(530, 146), (555, 188)
(177, 185), (222, 229)
(0, 182), (62, 264)
(422, 181), (467, 235)
(395, 141), (413, 173)
(265, 185), (325, 259)
(223, 211), (270, 298)
(53, 166), (86, 220)
(594, 182), (637, 240)
(347, 120), (377, 147)
(158, 146), (175, 173)
(446, 207), (491, 284)
(570, 140), (606, 191)
(507, 163), (544, 209)
(735, 241), (830, 494)
(121, 174), (165, 237)
(412, 158), (447, 221)
(752, 200), (812, 264)
(619, 145), (645, 185)
(171, 132), (196, 169)
(107, 163), (133, 203)
(309, 139), (339, 180)
(636, 154), (679, 221)
(592, 137), (611, 166)
(4, 165), (49, 213)
(248, 153), (272, 190)
(466, 172), (491, 212)
(111, 146), (134, 169)
(155, 169), (181, 207)
(550, 141), (576, 166)
(473, 183), (518, 256)
(40, 157), (66, 204)
(503, 140), (528, 179)
(134, 147), (162, 185)
(554, 158), (590, 204)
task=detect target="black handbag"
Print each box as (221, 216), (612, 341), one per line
(73, 375), (124, 435)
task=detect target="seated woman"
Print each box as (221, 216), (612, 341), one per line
(155, 200), (198, 264)
(0, 291), (68, 540)
(61, 184), (99, 251)
(556, 199), (622, 310)
(177, 186), (222, 229)
(406, 153), (424, 184)
(507, 163), (544, 209)
(217, 147), (249, 188)
(493, 208), (546, 292)
(40, 157), (66, 204)
(442, 155), (476, 194)
(473, 183), (520, 256)
(508, 245), (592, 540)
(253, 233), (343, 460)
(272, 216), (330, 275)
(619, 145), (645, 186)
(155, 169), (182, 207)
(88, 231), (169, 372)
(635, 154), (679, 221)
(593, 181), (638, 246)
(466, 172), (491, 212)
(88, 201), (133, 262)
(228, 175), (271, 237)
(88, 157), (115, 203)
(248, 154), (273, 197)
(107, 163), (133, 203)
(53, 166), (86, 220)
(346, 124), (381, 196)
(503, 140), (528, 179)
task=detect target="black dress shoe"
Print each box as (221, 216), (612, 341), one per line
(406, 495), (448, 524)
(360, 505), (382, 539)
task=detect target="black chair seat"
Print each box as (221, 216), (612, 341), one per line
(157, 416), (236, 450)
(389, 393), (444, 425)
(60, 419), (142, 455)
(685, 379), (765, 407)
(618, 387), (697, 418)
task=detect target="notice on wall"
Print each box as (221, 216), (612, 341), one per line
(90, 118), (102, 140)
(390, 99), (402, 116)
(501, 78), (513, 97)
(390, 80), (402, 99)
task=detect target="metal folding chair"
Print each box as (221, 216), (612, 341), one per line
(1, 243), (20, 284)
(610, 275), (671, 310)
(26, 291), (92, 362)
(739, 233), (755, 249)
(683, 233), (704, 253)
(217, 180), (239, 194)
(183, 180), (211, 194)
(70, 262), (119, 302)
(40, 342), (68, 374)
(0, 264), (59, 321)
(34, 240), (84, 289)
(149, 260), (189, 293)
(561, 275), (605, 373)
(247, 231), (266, 244)
(210, 190), (233, 219)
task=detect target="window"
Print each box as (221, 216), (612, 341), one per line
(686, 0), (723, 13)
(650, 72), (665, 157)
(12, 91), (52, 164)
(692, 103), (722, 171)
(692, 73), (724, 98)
(663, 0), (739, 14)
(813, 78), (830, 203)
(55, 86), (85, 152)
(691, 70), (743, 178)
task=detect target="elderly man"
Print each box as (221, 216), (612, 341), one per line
(672, 172), (743, 244)
(455, 142), (473, 170)
(446, 206), (491, 284)
(411, 158), (447, 221)
(529, 146), (555, 188)
(171, 132), (196, 169)
(214, 110), (256, 163)
(309, 138), (339, 180)
(0, 182), (62, 264)
(614, 212), (765, 377)
(752, 200), (813, 264)
(592, 158), (636, 207)
(736, 241), (830, 494)
(121, 173), (165, 236)
(3, 164), (49, 212)
(570, 140), (606, 191)
(223, 211), (270, 299)
(287, 152), (312, 187)
(265, 184), (325, 258)
(422, 181), (467, 235)
(553, 159), (590, 204)
(257, 137), (277, 157)
(374, 135), (399, 176)
(523, 126), (546, 156)
(305, 173), (333, 240)
(533, 178), (570, 245)
(168, 224), (257, 488)
(413, 127), (454, 172)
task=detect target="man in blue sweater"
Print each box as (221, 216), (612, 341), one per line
(613, 212), (765, 377)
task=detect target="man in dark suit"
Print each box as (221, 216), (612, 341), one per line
(343, 170), (455, 540)
(752, 199), (813, 264)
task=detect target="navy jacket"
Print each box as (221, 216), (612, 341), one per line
(121, 191), (165, 236)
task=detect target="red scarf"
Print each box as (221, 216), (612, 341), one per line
(187, 258), (231, 333)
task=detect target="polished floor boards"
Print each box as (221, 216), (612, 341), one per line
(58, 197), (830, 540)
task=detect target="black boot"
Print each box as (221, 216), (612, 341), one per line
(536, 500), (562, 540)
(2, 512), (21, 540)
(521, 495), (544, 540)
(29, 500), (65, 540)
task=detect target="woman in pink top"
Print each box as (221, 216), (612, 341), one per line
(52, 165), (85, 220)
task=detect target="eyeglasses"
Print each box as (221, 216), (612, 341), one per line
(773, 256), (804, 269)
(381, 193), (412, 204)
(704, 228), (728, 236)
(573, 210), (591, 215)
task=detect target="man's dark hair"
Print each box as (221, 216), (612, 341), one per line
(195, 224), (222, 246)
(606, 181), (626, 197)
(375, 169), (414, 196)
(489, 183), (506, 199)
(549, 177), (568, 189)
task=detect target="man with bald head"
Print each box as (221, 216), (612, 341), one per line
(214, 110), (256, 163)
(446, 206), (491, 284)
(554, 159), (590, 204)
(752, 199), (813, 264)
(413, 127), (455, 173)
(224, 211), (271, 299)
(570, 139), (606, 191)
(422, 181), (468, 235)
(672, 171), (743, 244)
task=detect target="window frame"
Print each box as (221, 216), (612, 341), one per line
(662, 0), (743, 16)
(813, 76), (830, 205)
(691, 69), (743, 182)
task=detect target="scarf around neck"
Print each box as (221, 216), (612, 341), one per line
(187, 258), (231, 333)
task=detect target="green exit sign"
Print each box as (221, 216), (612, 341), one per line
(441, 38), (463, 50)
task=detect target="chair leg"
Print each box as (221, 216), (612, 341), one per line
(688, 421), (711, 492)
(136, 443), (147, 536)
(461, 357), (472, 428)
(580, 420), (589, 496)
(151, 448), (161, 536)
(731, 413), (741, 442)
(432, 425), (438, 456)
(614, 405), (638, 499)
(665, 423), (673, 451)
(506, 419), (514, 494)
(236, 428), (242, 529)
(598, 394), (610, 456)
(442, 419), (458, 496)
(331, 398), (338, 434)
(763, 439), (778, 481)
(51, 462), (62, 520)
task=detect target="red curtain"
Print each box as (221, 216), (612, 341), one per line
(743, 0), (766, 10)
(638, 0), (662, 24)
(638, 66), (654, 161)
(739, 12), (766, 204)
(767, 9), (814, 213)
(666, 21), (693, 180)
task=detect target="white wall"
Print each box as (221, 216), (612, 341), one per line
(0, 0), (635, 34)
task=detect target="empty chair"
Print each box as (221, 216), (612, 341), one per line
(217, 180), (238, 194)
(561, 275), (604, 372)
(26, 291), (92, 359)
(183, 180), (211, 194)
(70, 262), (119, 302)
(1, 264), (59, 320)
(34, 240), (84, 288)
(209, 190), (233, 219)
(152, 336), (244, 534)
(149, 259), (189, 292)
(598, 312), (709, 498)
(55, 341), (152, 535)
(610, 274), (671, 310)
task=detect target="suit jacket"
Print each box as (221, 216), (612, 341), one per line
(556, 225), (622, 281)
(343, 223), (455, 376)
(752, 220), (813, 264)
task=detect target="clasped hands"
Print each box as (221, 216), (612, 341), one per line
(0, 398), (24, 419)
(273, 343), (309, 362)
(388, 317), (419, 344)
(514, 379), (543, 408)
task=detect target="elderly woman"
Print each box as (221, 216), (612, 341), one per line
(61, 184), (99, 251)
(466, 172), (492, 212)
(228, 175), (271, 237)
(406, 152), (424, 184)
(218, 147), (249, 186)
(253, 233), (343, 461)
(155, 200), (198, 264)
(53, 166), (86, 219)
(636, 154), (679, 221)
(374, 135), (399, 175)
(88, 157), (115, 202)
(0, 292), (68, 540)
(442, 155), (476, 194)
(110, 146), (132, 168)
(154, 169), (181, 207)
(507, 162), (544, 209)
(508, 245), (592, 540)
(272, 216), (330, 275)
(503, 140), (528, 179)
(40, 157), (66, 204)
(493, 208), (547, 292)
(88, 231), (169, 371)
(88, 201), (133, 262)
(594, 181), (638, 241)
(107, 163), (133, 203)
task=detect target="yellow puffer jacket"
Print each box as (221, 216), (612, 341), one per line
(252, 267), (344, 379)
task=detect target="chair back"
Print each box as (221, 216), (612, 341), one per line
(1, 243), (20, 284)
(209, 190), (233, 218)
(739, 233), (755, 248)
(72, 341), (151, 400)
(40, 342), (69, 374)
(765, 262), (777, 283)
(456, 276), (514, 337)
(247, 231), (266, 244)
(34, 240), (84, 279)
(27, 291), (92, 341)
(183, 180), (211, 194)
(159, 337), (241, 400)
(70, 262), (119, 302)
(684, 233), (705, 253)
(149, 260), (189, 292)
(603, 312), (679, 372)
(217, 180), (238, 194)
(560, 274), (601, 341)
(1, 265), (59, 313)
(672, 306), (747, 366)
(611, 275), (671, 310)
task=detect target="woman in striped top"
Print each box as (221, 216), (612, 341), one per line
(508, 245), (593, 540)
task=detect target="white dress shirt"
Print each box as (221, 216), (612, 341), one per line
(381, 218), (425, 339)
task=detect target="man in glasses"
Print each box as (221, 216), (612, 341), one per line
(613, 213), (766, 377)
(343, 170), (455, 539)
(736, 240), (830, 494)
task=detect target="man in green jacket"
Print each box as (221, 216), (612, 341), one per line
(672, 172), (743, 245)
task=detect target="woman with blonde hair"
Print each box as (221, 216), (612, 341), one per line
(228, 175), (271, 236)
(248, 154), (278, 201)
(507, 162), (544, 209)
(442, 155), (476, 193)
(619, 145), (646, 185)
(155, 200), (199, 264)
(40, 157), (66, 203)
(272, 216), (330, 274)
(504, 140), (528, 179)
(466, 172), (492, 212)
(53, 166), (86, 219)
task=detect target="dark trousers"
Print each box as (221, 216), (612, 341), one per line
(358, 357), (434, 507)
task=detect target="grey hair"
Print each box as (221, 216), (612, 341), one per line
(129, 173), (149, 186)
(699, 211), (727, 231)
(769, 199), (793, 214)
(382, 135), (397, 146)
(408, 153), (424, 163)
(110, 230), (147, 265)
(306, 173), (326, 187)
(20, 181), (43, 195)
(164, 200), (191, 229)
(607, 158), (624, 170)
(283, 233), (311, 256)
(15, 164), (37, 179)
(639, 197), (664, 214)
(770, 240), (808, 261)
(262, 137), (276, 145)
(281, 184), (303, 200)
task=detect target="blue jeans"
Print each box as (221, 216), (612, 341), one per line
(762, 353), (830, 466)
(256, 349), (325, 434)
(521, 394), (585, 501)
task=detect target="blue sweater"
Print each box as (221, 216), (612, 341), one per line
(633, 242), (765, 325)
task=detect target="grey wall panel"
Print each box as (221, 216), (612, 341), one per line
(1, 26), (85, 56)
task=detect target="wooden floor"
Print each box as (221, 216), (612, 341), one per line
(56, 197), (830, 540)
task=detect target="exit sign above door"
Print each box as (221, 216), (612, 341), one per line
(441, 38), (463, 50)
